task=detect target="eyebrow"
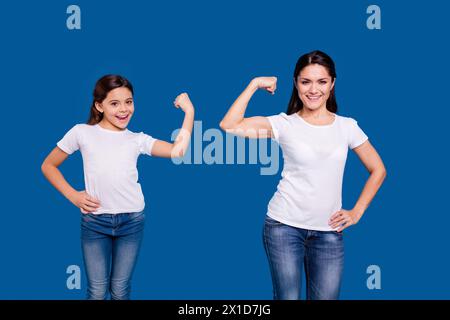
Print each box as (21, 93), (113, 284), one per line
(299, 78), (329, 81)
(108, 98), (133, 103)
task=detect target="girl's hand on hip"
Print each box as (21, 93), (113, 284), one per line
(69, 190), (101, 214)
(174, 92), (194, 114)
(328, 209), (361, 232)
(252, 77), (277, 94)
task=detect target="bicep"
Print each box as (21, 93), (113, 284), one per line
(43, 147), (70, 167)
(352, 140), (385, 173)
(225, 116), (273, 138)
(150, 140), (174, 158)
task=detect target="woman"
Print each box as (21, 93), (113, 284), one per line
(219, 50), (386, 300)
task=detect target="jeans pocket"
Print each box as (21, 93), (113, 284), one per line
(129, 211), (145, 221)
(264, 215), (283, 226)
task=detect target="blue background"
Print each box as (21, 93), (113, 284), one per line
(0, 0), (448, 299)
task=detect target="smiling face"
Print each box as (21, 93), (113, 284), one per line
(95, 87), (134, 131)
(295, 63), (335, 112)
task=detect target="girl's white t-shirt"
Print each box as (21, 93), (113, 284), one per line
(57, 123), (156, 214)
(266, 112), (368, 231)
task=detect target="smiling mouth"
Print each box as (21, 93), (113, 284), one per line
(116, 114), (129, 121)
(306, 95), (322, 101)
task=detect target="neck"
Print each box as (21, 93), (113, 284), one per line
(299, 105), (330, 119)
(98, 119), (126, 132)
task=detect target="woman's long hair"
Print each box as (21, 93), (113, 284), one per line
(87, 75), (134, 125)
(286, 50), (338, 115)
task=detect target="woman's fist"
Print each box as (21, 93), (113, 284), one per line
(252, 77), (277, 94)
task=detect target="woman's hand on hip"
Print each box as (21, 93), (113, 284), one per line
(328, 209), (361, 232)
(69, 190), (101, 214)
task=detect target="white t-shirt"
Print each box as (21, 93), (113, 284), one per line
(266, 112), (368, 231)
(57, 123), (157, 214)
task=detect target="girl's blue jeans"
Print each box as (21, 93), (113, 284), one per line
(80, 210), (145, 300)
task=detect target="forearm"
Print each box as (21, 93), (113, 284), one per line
(172, 109), (194, 158)
(353, 169), (387, 218)
(220, 79), (258, 129)
(41, 164), (77, 202)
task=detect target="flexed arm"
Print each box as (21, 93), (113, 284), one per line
(220, 77), (277, 138)
(151, 93), (195, 158)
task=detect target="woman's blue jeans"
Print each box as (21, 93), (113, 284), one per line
(80, 210), (145, 300)
(263, 215), (344, 300)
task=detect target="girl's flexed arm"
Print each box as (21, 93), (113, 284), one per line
(41, 147), (101, 213)
(151, 93), (195, 158)
(220, 77), (277, 138)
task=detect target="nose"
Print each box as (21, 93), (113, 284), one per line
(309, 82), (319, 94)
(118, 104), (128, 113)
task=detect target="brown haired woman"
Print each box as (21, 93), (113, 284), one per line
(220, 51), (386, 300)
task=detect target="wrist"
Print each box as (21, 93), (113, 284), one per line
(249, 78), (260, 91)
(352, 205), (366, 219)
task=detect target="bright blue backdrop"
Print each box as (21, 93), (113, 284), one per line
(0, 0), (448, 299)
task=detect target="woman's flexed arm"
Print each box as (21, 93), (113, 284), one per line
(151, 93), (195, 158)
(220, 77), (277, 138)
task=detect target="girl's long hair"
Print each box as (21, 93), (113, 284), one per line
(286, 50), (338, 115)
(87, 75), (134, 125)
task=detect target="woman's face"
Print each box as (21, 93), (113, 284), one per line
(295, 64), (335, 112)
(95, 87), (134, 130)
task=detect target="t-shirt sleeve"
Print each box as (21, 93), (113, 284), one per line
(266, 112), (289, 143)
(56, 125), (81, 155)
(348, 118), (369, 149)
(138, 132), (157, 156)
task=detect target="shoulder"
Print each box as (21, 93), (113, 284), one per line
(267, 112), (297, 124)
(335, 114), (359, 127)
(71, 123), (94, 132)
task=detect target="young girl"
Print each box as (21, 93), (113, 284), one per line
(220, 51), (386, 300)
(41, 75), (195, 300)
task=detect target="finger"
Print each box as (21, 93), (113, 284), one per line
(81, 205), (93, 213)
(329, 211), (343, 222)
(329, 217), (346, 228)
(85, 198), (101, 207)
(86, 194), (101, 204)
(83, 202), (99, 210)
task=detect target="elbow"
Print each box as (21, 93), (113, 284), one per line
(373, 166), (387, 182)
(219, 120), (236, 131)
(41, 162), (49, 176)
(219, 120), (228, 131)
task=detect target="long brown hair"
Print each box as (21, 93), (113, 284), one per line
(286, 50), (338, 115)
(87, 75), (134, 125)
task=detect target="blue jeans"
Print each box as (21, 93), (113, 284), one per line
(263, 215), (344, 300)
(80, 210), (145, 300)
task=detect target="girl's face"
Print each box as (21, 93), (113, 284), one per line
(95, 87), (134, 131)
(295, 64), (335, 112)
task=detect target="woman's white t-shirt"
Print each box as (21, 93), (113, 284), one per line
(57, 123), (156, 214)
(266, 112), (368, 231)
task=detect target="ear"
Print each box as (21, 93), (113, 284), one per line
(95, 102), (103, 114)
(330, 78), (336, 90)
(293, 77), (298, 90)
